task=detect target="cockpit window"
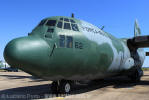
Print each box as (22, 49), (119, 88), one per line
(60, 18), (63, 21)
(38, 19), (47, 26)
(71, 24), (79, 31)
(64, 18), (69, 22)
(57, 17), (79, 32)
(70, 19), (75, 23)
(57, 21), (63, 28)
(64, 23), (71, 30)
(46, 20), (56, 26)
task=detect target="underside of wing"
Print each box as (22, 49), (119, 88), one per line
(128, 35), (149, 50)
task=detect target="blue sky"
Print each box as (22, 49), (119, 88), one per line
(0, 0), (149, 67)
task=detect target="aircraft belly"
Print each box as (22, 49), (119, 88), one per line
(42, 73), (117, 81)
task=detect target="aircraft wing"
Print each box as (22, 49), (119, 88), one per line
(128, 35), (149, 49)
(146, 52), (149, 56)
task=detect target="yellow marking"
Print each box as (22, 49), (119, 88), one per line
(56, 97), (64, 99)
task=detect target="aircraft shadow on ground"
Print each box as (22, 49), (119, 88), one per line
(0, 75), (45, 82)
(0, 75), (35, 79)
(0, 84), (51, 100)
(71, 76), (149, 94)
(0, 76), (149, 100)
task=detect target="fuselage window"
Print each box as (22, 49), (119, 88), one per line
(67, 36), (73, 48)
(64, 23), (71, 30)
(71, 24), (79, 31)
(57, 21), (63, 28)
(59, 35), (65, 47)
(64, 18), (69, 22)
(46, 20), (56, 26)
(45, 34), (52, 38)
(38, 19), (47, 26)
(47, 28), (54, 33)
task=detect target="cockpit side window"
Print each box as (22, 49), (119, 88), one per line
(70, 19), (79, 31)
(46, 20), (56, 26)
(38, 19), (47, 26)
(64, 23), (71, 30)
(70, 19), (75, 23)
(71, 24), (79, 31)
(64, 18), (69, 22)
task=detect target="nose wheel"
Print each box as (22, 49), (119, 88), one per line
(51, 80), (72, 94)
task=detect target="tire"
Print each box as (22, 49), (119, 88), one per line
(51, 81), (59, 94)
(59, 81), (71, 94)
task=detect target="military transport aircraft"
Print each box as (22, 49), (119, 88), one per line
(4, 15), (149, 94)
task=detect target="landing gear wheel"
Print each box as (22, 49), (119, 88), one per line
(59, 80), (72, 94)
(51, 81), (59, 94)
(51, 80), (72, 94)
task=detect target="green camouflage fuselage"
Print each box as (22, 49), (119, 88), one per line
(4, 16), (145, 81)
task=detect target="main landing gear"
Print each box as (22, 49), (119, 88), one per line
(51, 80), (73, 94)
(128, 68), (143, 83)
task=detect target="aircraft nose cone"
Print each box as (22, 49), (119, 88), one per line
(4, 36), (50, 67)
(4, 37), (23, 66)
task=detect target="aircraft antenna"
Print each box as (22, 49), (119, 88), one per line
(101, 26), (105, 30)
(71, 13), (74, 18)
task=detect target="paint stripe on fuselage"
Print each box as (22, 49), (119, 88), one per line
(80, 20), (129, 71)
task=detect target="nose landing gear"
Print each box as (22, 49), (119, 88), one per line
(51, 80), (73, 94)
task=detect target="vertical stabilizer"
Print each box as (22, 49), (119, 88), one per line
(134, 19), (141, 37)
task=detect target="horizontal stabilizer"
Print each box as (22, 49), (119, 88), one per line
(128, 35), (149, 49)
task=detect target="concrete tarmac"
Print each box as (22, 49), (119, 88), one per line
(0, 71), (149, 100)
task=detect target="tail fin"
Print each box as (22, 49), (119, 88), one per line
(128, 20), (149, 48)
(134, 19), (141, 37)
